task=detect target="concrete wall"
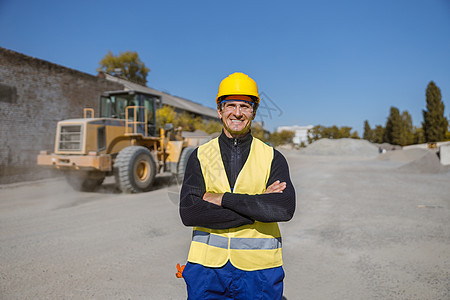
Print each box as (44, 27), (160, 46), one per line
(440, 143), (450, 165)
(0, 47), (123, 184)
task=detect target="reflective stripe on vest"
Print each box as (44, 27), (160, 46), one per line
(187, 137), (283, 271)
(193, 230), (282, 250)
(192, 230), (228, 249)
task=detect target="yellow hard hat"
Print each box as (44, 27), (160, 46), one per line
(216, 72), (260, 105)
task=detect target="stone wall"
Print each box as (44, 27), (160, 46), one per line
(0, 47), (123, 184)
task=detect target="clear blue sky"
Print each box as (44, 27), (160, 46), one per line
(1, 0), (449, 135)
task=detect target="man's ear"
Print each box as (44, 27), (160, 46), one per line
(217, 108), (223, 120)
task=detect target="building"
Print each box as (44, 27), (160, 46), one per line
(277, 125), (314, 145)
(0, 47), (218, 184)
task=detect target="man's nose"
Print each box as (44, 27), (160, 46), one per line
(232, 105), (244, 116)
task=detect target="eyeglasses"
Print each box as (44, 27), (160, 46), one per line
(222, 101), (254, 113)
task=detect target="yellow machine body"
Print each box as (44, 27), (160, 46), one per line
(37, 90), (200, 192)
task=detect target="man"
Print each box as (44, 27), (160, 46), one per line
(179, 72), (296, 299)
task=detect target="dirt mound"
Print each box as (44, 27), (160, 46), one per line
(398, 151), (450, 174)
(378, 148), (429, 162)
(301, 138), (379, 157)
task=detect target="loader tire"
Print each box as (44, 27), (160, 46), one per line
(65, 172), (105, 192)
(177, 147), (195, 184)
(115, 146), (156, 193)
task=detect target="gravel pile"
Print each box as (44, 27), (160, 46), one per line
(299, 138), (450, 174)
(301, 138), (379, 157)
(377, 148), (428, 162)
(378, 148), (450, 174)
(398, 151), (450, 174)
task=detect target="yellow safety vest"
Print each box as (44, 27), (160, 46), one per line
(187, 137), (283, 271)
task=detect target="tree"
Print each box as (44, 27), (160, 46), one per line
(363, 121), (386, 144)
(156, 105), (177, 127)
(383, 107), (415, 146)
(307, 125), (325, 143)
(422, 81), (448, 142)
(307, 125), (359, 143)
(399, 111), (414, 145)
(97, 50), (150, 85)
(372, 125), (385, 143)
(363, 120), (373, 141)
(203, 120), (223, 134)
(350, 131), (359, 139)
(384, 107), (402, 144)
(413, 126), (425, 144)
(156, 105), (223, 134)
(177, 112), (203, 132)
(269, 130), (295, 147)
(251, 123), (268, 142)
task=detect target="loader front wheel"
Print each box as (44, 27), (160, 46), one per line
(115, 146), (156, 193)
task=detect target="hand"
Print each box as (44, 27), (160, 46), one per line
(264, 180), (286, 194)
(203, 192), (223, 206)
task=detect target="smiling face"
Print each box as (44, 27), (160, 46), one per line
(218, 96), (255, 138)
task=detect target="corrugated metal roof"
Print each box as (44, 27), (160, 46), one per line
(105, 74), (218, 119)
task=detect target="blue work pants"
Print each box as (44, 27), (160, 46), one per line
(183, 261), (284, 300)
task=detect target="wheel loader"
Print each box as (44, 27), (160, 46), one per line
(37, 90), (197, 193)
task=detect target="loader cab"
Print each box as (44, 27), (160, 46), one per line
(99, 91), (160, 136)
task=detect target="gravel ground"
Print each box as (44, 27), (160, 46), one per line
(1, 142), (449, 299)
(282, 149), (450, 300)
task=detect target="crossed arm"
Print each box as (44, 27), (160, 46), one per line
(203, 180), (287, 206)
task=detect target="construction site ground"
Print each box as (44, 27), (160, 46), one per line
(1, 139), (449, 299)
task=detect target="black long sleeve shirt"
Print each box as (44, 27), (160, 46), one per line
(179, 131), (296, 229)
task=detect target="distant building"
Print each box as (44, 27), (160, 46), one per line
(277, 125), (313, 145)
